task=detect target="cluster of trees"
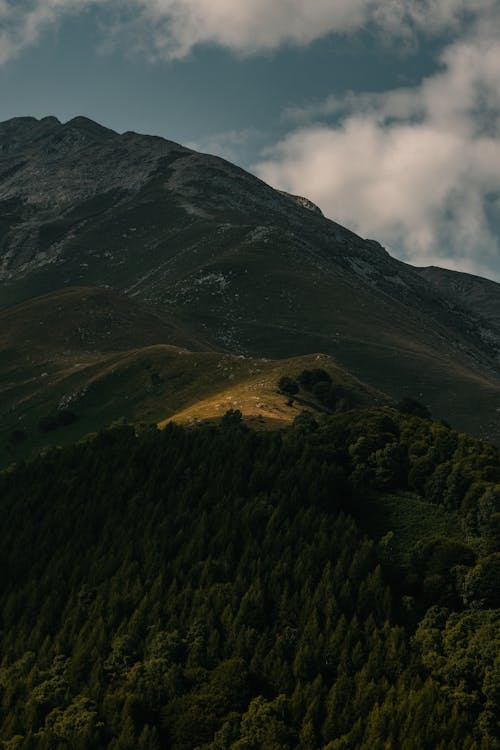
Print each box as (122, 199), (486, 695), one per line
(278, 370), (349, 411)
(0, 407), (498, 749)
(333, 408), (500, 608)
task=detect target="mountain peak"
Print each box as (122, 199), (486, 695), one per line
(0, 115), (116, 147)
(0, 115), (61, 132)
(39, 115), (61, 126)
(64, 116), (116, 139)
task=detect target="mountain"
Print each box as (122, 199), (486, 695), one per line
(1, 117), (500, 750)
(418, 265), (500, 330)
(2, 115), (500, 446)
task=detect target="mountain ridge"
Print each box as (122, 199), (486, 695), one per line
(2, 115), (500, 446)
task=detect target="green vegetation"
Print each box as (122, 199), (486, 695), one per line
(397, 397), (432, 421)
(2, 118), (500, 750)
(297, 369), (332, 390)
(0, 292), (383, 467)
(277, 371), (351, 413)
(0, 407), (498, 748)
(359, 491), (462, 566)
(277, 376), (299, 397)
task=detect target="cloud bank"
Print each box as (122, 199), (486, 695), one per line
(0, 0), (498, 63)
(255, 15), (500, 278)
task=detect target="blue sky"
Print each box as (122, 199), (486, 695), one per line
(1, 1), (500, 279)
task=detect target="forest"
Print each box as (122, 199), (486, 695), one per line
(0, 405), (499, 749)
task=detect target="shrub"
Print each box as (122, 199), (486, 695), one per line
(297, 369), (332, 391)
(397, 397), (431, 420)
(278, 376), (298, 396)
(462, 553), (500, 607)
(292, 411), (318, 433)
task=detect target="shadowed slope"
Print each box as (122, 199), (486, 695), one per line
(3, 117), (500, 441)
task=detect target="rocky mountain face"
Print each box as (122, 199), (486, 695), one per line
(2, 115), (500, 441)
(418, 266), (500, 333)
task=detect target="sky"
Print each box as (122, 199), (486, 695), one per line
(1, 2), (500, 280)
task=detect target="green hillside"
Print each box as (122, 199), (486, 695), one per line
(0, 408), (498, 749)
(0, 288), (386, 468)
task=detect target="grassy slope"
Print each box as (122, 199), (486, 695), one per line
(0, 288), (387, 467)
(158, 352), (386, 430)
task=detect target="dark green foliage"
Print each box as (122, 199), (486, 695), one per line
(414, 607), (500, 741)
(0, 408), (499, 749)
(311, 381), (335, 408)
(293, 369), (348, 411)
(297, 370), (332, 390)
(278, 377), (299, 396)
(397, 397), (431, 420)
(484, 512), (500, 555)
(220, 408), (244, 428)
(292, 411), (318, 433)
(462, 554), (500, 607)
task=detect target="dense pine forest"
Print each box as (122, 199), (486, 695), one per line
(0, 406), (499, 749)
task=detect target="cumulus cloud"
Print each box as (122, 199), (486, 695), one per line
(255, 19), (500, 278)
(0, 0), (498, 63)
(123, 0), (378, 60)
(0, 0), (91, 64)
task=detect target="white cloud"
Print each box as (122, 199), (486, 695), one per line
(125, 0), (378, 60)
(255, 20), (500, 278)
(0, 0), (92, 64)
(0, 0), (499, 63)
